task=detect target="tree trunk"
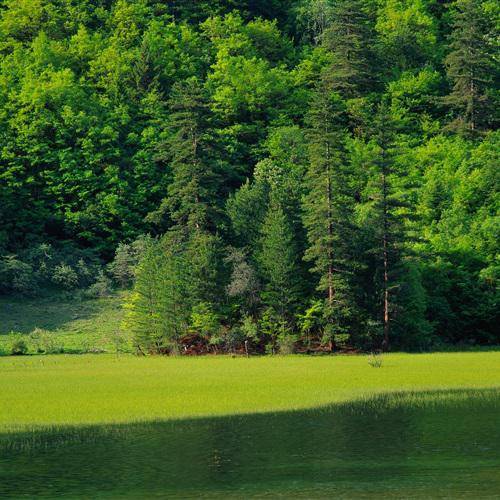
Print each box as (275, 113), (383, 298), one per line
(382, 163), (390, 352)
(326, 141), (334, 307)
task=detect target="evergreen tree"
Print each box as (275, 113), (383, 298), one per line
(158, 77), (222, 233)
(360, 102), (411, 350)
(124, 236), (190, 354)
(445, 0), (498, 134)
(258, 201), (302, 330)
(321, 0), (376, 98)
(303, 86), (355, 348)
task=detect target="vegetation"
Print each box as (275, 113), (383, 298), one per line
(0, 0), (498, 354)
(0, 293), (128, 354)
(1, 352), (499, 432)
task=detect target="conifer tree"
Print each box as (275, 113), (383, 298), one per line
(161, 77), (222, 233)
(303, 85), (355, 347)
(445, 0), (498, 134)
(321, 0), (376, 98)
(125, 236), (190, 354)
(258, 201), (301, 330)
(361, 102), (410, 350)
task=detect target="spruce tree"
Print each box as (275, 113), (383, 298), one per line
(361, 102), (410, 350)
(258, 201), (301, 331)
(445, 0), (498, 134)
(321, 0), (376, 98)
(125, 236), (190, 354)
(161, 77), (221, 233)
(303, 86), (355, 348)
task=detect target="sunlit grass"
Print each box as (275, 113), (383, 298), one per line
(1, 352), (499, 433)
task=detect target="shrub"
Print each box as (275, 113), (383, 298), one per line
(277, 334), (297, 355)
(368, 353), (383, 368)
(0, 255), (38, 295)
(108, 330), (130, 354)
(52, 263), (79, 290)
(29, 328), (64, 354)
(108, 235), (152, 288)
(190, 302), (222, 341)
(10, 337), (28, 356)
(85, 270), (113, 298)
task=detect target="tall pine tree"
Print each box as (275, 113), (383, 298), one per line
(321, 0), (376, 98)
(160, 77), (222, 233)
(303, 85), (355, 348)
(361, 102), (412, 350)
(445, 0), (498, 134)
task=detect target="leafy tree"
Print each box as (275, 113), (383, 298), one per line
(376, 0), (438, 72)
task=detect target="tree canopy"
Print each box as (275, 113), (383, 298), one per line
(0, 0), (498, 352)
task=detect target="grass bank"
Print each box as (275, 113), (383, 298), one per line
(1, 352), (499, 433)
(0, 292), (129, 354)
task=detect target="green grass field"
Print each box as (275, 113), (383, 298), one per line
(1, 352), (499, 433)
(0, 293), (129, 354)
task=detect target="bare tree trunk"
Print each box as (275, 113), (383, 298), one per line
(326, 141), (334, 307)
(382, 163), (390, 352)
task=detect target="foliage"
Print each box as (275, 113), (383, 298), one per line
(0, 0), (498, 352)
(10, 337), (28, 356)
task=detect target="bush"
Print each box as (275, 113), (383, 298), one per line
(29, 328), (64, 354)
(0, 255), (38, 295)
(52, 263), (79, 290)
(108, 235), (152, 288)
(107, 330), (130, 354)
(3, 243), (104, 295)
(277, 334), (297, 355)
(368, 353), (383, 368)
(85, 270), (113, 298)
(10, 337), (28, 356)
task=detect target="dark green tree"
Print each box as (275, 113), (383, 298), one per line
(321, 0), (377, 98)
(258, 201), (302, 330)
(359, 102), (415, 350)
(303, 86), (355, 348)
(444, 0), (499, 134)
(157, 77), (222, 233)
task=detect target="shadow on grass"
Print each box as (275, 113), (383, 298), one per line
(1, 388), (499, 498)
(0, 293), (124, 335)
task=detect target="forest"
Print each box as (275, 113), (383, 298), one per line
(0, 0), (498, 354)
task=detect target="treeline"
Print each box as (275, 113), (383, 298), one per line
(0, 0), (498, 352)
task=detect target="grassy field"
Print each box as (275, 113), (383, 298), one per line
(0, 293), (129, 354)
(1, 352), (499, 433)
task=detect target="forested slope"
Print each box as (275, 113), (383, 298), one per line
(0, 0), (498, 352)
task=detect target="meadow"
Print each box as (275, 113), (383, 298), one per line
(0, 293), (129, 354)
(1, 352), (499, 433)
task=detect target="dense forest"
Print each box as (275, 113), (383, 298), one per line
(0, 0), (498, 353)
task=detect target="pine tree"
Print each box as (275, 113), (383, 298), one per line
(362, 102), (410, 350)
(161, 77), (221, 233)
(303, 86), (355, 347)
(445, 0), (498, 134)
(124, 236), (190, 354)
(258, 201), (301, 329)
(321, 0), (376, 98)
